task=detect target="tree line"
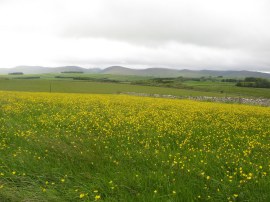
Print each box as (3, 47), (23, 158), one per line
(236, 77), (270, 88)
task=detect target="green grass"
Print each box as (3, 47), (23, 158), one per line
(1, 73), (270, 98)
(0, 79), (228, 97)
(0, 91), (270, 201)
(183, 81), (270, 98)
(0, 73), (153, 81)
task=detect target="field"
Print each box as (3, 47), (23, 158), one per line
(0, 79), (230, 98)
(183, 81), (270, 98)
(1, 73), (270, 98)
(0, 91), (270, 201)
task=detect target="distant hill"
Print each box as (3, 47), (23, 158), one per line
(0, 66), (101, 74)
(0, 65), (269, 78)
(102, 66), (270, 78)
(101, 66), (182, 77)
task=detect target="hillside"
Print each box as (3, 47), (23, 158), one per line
(0, 66), (101, 74)
(1, 91), (270, 201)
(102, 66), (270, 78)
(0, 65), (269, 78)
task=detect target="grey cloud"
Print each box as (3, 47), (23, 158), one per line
(60, 0), (270, 50)
(0, 0), (270, 71)
(52, 0), (270, 71)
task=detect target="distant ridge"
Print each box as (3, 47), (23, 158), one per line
(0, 65), (270, 78)
(0, 66), (101, 74)
(101, 66), (270, 78)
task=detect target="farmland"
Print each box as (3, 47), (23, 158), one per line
(0, 79), (232, 98)
(1, 74), (270, 98)
(0, 91), (270, 201)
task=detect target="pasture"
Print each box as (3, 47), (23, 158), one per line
(0, 79), (228, 97)
(0, 91), (269, 201)
(1, 73), (270, 98)
(183, 81), (270, 98)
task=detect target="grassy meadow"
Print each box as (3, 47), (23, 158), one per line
(0, 79), (229, 98)
(0, 91), (270, 201)
(0, 73), (270, 98)
(183, 81), (270, 98)
(1, 73), (270, 98)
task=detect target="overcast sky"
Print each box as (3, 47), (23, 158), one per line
(0, 0), (270, 71)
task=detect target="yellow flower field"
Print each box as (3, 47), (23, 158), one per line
(0, 91), (269, 201)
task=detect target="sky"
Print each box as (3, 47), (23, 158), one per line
(0, 0), (270, 71)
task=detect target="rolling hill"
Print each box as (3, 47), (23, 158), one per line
(101, 66), (270, 78)
(0, 65), (269, 78)
(0, 66), (101, 74)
